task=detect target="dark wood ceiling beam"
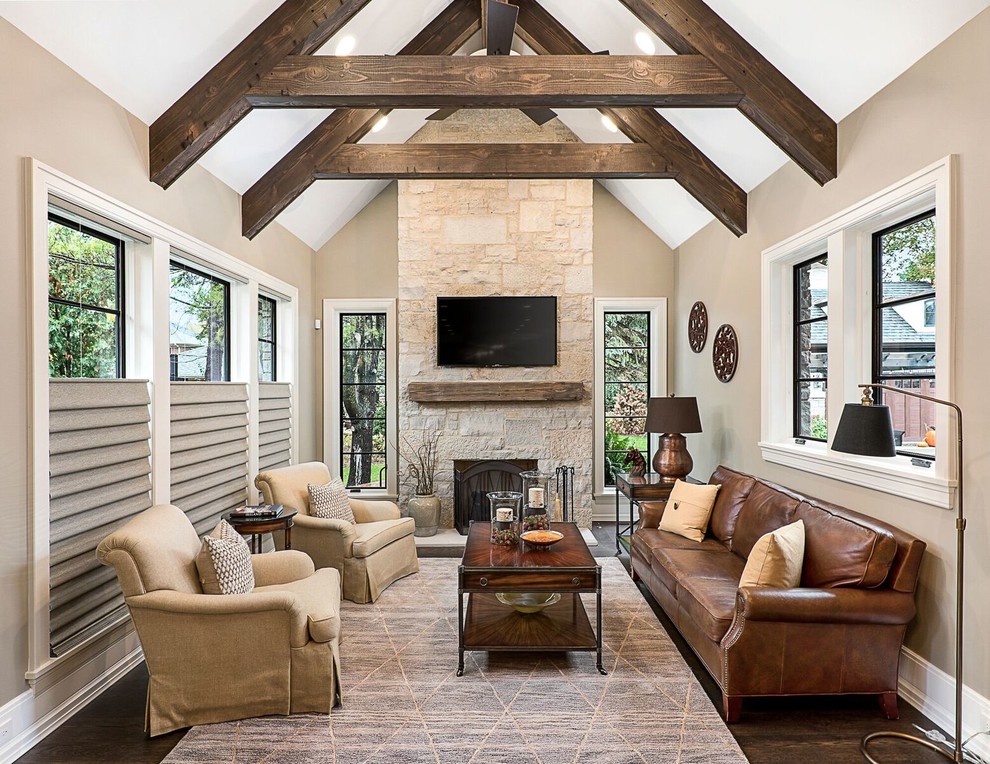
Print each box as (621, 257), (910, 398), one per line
(246, 55), (743, 109)
(150, 0), (374, 189)
(614, 0), (837, 184)
(313, 143), (676, 179)
(514, 0), (746, 236)
(241, 0), (481, 239)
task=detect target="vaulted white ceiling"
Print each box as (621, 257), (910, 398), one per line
(2, 0), (987, 250)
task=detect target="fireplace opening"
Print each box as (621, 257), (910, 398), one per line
(452, 459), (538, 535)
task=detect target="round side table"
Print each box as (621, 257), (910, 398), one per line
(223, 510), (297, 553)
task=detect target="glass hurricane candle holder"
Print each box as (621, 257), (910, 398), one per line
(519, 470), (552, 532)
(488, 491), (522, 546)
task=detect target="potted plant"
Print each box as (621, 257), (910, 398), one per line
(401, 430), (441, 537)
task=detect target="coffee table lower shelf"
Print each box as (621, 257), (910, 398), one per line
(463, 593), (597, 652)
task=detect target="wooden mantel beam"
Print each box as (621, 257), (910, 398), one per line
(313, 143), (676, 180)
(614, 0), (837, 184)
(246, 55), (743, 109)
(241, 0), (481, 239)
(514, 0), (747, 236)
(149, 0), (374, 189)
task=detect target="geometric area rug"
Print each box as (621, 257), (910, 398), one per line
(164, 558), (748, 763)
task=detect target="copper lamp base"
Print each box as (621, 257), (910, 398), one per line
(652, 433), (693, 483)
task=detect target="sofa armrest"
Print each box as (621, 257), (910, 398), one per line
(350, 498), (401, 523)
(736, 586), (917, 625)
(638, 501), (666, 529)
(251, 550), (315, 587)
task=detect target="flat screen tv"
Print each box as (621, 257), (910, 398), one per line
(436, 296), (557, 367)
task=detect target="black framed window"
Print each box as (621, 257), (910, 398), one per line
(873, 210), (936, 458)
(47, 214), (124, 378)
(258, 295), (277, 382)
(169, 261), (230, 381)
(603, 312), (651, 487)
(793, 254), (828, 440)
(340, 313), (386, 488)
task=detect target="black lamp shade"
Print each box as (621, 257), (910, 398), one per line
(645, 396), (702, 434)
(831, 403), (897, 457)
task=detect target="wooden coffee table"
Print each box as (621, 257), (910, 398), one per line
(457, 521), (605, 676)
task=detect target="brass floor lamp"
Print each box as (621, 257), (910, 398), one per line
(831, 384), (965, 764)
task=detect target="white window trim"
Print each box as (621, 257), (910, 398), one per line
(760, 155), (955, 509)
(27, 159), (299, 682)
(593, 298), (668, 499)
(322, 298), (398, 499)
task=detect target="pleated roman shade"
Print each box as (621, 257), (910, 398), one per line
(258, 382), (292, 471)
(49, 379), (152, 657)
(170, 383), (249, 534)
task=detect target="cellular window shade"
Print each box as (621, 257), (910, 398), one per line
(170, 383), (249, 534)
(259, 382), (292, 471)
(49, 379), (152, 657)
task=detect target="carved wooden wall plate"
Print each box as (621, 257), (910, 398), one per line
(688, 301), (708, 353)
(712, 324), (738, 383)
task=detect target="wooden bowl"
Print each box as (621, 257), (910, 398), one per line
(520, 529), (564, 550)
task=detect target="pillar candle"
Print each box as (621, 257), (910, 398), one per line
(496, 507), (513, 522)
(528, 487), (545, 508)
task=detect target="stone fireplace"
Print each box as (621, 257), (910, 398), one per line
(397, 111), (594, 529)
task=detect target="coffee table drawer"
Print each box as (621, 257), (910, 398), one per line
(462, 570), (597, 591)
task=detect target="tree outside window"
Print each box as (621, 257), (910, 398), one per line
(169, 262), (230, 381)
(793, 254), (828, 440)
(340, 313), (386, 488)
(258, 295), (276, 382)
(48, 216), (123, 379)
(603, 312), (650, 486)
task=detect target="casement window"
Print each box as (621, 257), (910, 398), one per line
(593, 298), (667, 496)
(793, 254), (828, 441)
(324, 299), (398, 496)
(872, 211), (937, 459)
(47, 214), (124, 378)
(168, 261), (231, 382)
(761, 157), (953, 508)
(258, 295), (277, 382)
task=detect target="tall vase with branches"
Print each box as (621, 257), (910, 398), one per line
(400, 431), (442, 537)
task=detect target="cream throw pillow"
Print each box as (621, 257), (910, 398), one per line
(658, 480), (721, 542)
(308, 477), (355, 523)
(196, 519), (255, 595)
(739, 519), (806, 588)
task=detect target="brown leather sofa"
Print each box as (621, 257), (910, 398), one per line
(630, 465), (926, 722)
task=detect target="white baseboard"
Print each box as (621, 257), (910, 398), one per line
(0, 642), (143, 764)
(898, 646), (990, 761)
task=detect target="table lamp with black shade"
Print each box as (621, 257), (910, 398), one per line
(645, 395), (702, 483)
(832, 384), (965, 764)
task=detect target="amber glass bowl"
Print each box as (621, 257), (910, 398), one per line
(520, 529), (564, 550)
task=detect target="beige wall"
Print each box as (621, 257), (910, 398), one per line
(673, 8), (990, 694)
(0, 18), (316, 706)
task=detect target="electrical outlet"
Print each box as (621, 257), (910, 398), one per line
(0, 716), (12, 745)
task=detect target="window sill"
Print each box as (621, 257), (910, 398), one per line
(759, 440), (955, 509)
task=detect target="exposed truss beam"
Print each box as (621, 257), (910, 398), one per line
(150, 0), (374, 189)
(246, 54), (741, 110)
(241, 0), (481, 239)
(514, 0), (747, 236)
(313, 143), (675, 179)
(615, 0), (837, 184)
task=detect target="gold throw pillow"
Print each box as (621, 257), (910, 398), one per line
(739, 519), (806, 588)
(658, 480), (721, 543)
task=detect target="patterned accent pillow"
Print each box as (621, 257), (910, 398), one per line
(308, 478), (355, 523)
(195, 519), (255, 595)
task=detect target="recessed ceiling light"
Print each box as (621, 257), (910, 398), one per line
(335, 35), (356, 56)
(601, 115), (619, 133)
(635, 31), (656, 55)
(371, 115), (389, 133)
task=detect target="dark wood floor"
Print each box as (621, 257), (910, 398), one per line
(18, 523), (953, 763)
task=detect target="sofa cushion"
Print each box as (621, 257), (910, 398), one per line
(254, 567), (341, 643)
(676, 574), (740, 643)
(351, 518), (416, 558)
(707, 466), (757, 550)
(739, 520), (806, 588)
(795, 500), (899, 588)
(659, 480), (721, 542)
(634, 528), (729, 555)
(652, 547), (744, 606)
(732, 481), (801, 559)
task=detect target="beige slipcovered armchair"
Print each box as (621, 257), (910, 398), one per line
(255, 462), (419, 604)
(96, 504), (341, 737)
